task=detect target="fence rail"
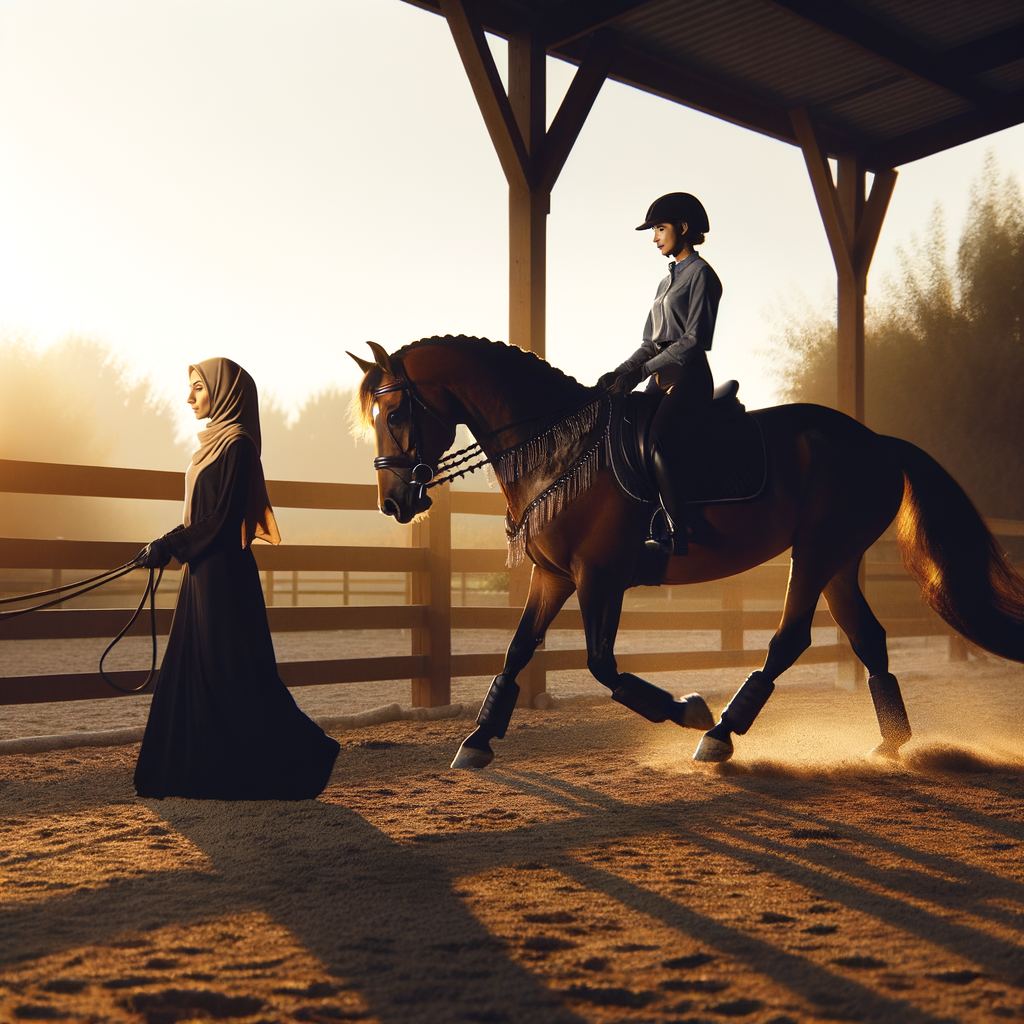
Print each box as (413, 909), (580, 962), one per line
(2, 457), (1009, 710)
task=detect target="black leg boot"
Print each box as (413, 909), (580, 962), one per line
(451, 674), (521, 769)
(693, 671), (776, 763)
(611, 673), (714, 730)
(651, 445), (688, 555)
(867, 672), (912, 759)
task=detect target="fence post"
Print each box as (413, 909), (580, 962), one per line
(720, 578), (744, 653)
(410, 483), (452, 707)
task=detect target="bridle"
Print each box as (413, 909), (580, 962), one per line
(372, 375), (488, 500)
(371, 370), (603, 499)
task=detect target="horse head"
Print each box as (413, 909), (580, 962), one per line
(349, 342), (457, 524)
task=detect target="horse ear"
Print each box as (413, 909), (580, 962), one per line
(366, 341), (393, 374)
(346, 350), (375, 374)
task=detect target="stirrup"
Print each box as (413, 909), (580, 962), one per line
(643, 507), (675, 557)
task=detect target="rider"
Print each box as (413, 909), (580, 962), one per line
(598, 192), (722, 554)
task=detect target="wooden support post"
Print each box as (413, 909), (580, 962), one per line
(508, 24), (547, 357)
(790, 109), (897, 422)
(792, 109), (896, 690)
(265, 569), (274, 607)
(410, 484), (452, 707)
(440, 2), (615, 702)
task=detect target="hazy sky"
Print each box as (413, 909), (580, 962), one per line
(1, 0), (1021, 431)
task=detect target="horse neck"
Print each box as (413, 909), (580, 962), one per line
(409, 344), (588, 457)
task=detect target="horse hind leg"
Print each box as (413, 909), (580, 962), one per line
(694, 558), (826, 763)
(578, 569), (714, 733)
(823, 562), (911, 760)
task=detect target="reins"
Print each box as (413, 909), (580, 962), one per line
(0, 555), (165, 694)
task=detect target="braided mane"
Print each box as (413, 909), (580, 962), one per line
(354, 335), (587, 433)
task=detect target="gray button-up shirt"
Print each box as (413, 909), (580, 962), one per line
(614, 252), (723, 379)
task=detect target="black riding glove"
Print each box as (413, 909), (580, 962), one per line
(611, 366), (645, 393)
(597, 370), (619, 390)
(138, 539), (172, 569)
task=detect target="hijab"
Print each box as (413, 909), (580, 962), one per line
(183, 358), (281, 548)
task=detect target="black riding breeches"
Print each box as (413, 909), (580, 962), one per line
(650, 350), (714, 455)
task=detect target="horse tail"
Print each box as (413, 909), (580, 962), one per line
(887, 435), (1024, 661)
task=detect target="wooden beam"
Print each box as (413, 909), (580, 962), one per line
(0, 459), (183, 501)
(537, 29), (617, 193)
(854, 167), (898, 277)
(790, 108), (854, 279)
(0, 537), (428, 573)
(863, 91), (1024, 169)
(544, 0), (652, 48)
(0, 605), (428, 641)
(507, 21), (547, 356)
(767, 0), (1000, 106)
(0, 458), (380, 510)
(942, 25), (1024, 74)
(439, 0), (530, 189)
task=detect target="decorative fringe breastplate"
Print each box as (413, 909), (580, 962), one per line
(491, 394), (611, 567)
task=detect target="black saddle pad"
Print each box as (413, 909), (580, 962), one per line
(608, 385), (767, 507)
(683, 408), (767, 505)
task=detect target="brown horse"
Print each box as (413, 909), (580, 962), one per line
(351, 335), (1024, 768)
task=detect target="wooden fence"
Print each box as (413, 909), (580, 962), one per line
(3, 457), (1021, 710)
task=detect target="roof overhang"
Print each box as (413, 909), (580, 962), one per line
(401, 0), (1024, 170)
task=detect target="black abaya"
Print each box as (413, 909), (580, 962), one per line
(134, 438), (339, 800)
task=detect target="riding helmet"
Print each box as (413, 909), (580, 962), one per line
(636, 192), (710, 233)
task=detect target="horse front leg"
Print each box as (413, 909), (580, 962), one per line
(577, 569), (714, 732)
(451, 567), (576, 769)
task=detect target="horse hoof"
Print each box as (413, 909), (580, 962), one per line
(693, 732), (734, 763)
(679, 693), (714, 731)
(450, 743), (494, 770)
(868, 740), (903, 761)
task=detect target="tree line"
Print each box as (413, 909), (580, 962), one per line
(763, 154), (1023, 520)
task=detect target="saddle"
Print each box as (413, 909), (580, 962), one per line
(608, 380), (768, 508)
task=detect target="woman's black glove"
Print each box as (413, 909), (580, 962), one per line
(597, 370), (619, 390)
(138, 538), (172, 569)
(610, 366), (645, 393)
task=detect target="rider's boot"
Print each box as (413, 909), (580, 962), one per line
(611, 673), (714, 730)
(651, 443), (692, 555)
(867, 671), (912, 760)
(451, 673), (520, 769)
(693, 671), (775, 762)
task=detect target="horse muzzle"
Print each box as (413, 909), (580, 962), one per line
(380, 485), (432, 524)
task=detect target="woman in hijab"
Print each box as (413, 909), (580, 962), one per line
(133, 358), (340, 800)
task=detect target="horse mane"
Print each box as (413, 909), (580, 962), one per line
(352, 334), (588, 435)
